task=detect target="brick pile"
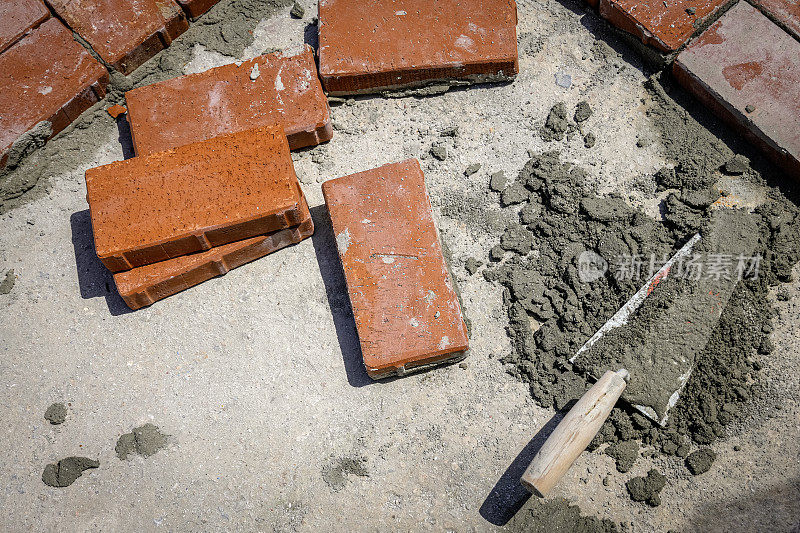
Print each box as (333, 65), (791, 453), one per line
(76, 0), (486, 378)
(85, 126), (314, 309)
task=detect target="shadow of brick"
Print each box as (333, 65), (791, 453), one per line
(70, 209), (132, 316)
(309, 204), (372, 387)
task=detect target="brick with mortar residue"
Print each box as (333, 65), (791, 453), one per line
(86, 125), (305, 272)
(317, 0), (519, 95)
(125, 45), (332, 156)
(173, 0), (221, 19)
(322, 159), (470, 379)
(0, 18), (109, 170)
(598, 0), (729, 53)
(114, 191), (313, 309)
(155, 0), (190, 43)
(0, 0), (49, 54)
(751, 0), (800, 41)
(674, 2), (800, 177)
(46, 0), (188, 75)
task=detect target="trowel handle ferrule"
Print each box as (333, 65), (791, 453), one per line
(520, 369), (628, 497)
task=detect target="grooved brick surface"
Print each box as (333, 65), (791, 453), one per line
(86, 126), (304, 272)
(46, 0), (188, 75)
(317, 0), (519, 95)
(174, 0), (221, 19)
(125, 46), (332, 156)
(114, 192), (313, 310)
(0, 18), (108, 169)
(752, 0), (800, 40)
(322, 159), (469, 379)
(674, 1), (800, 176)
(598, 0), (729, 52)
(0, 0), (49, 54)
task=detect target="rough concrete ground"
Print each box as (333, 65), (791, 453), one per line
(0, 0), (798, 530)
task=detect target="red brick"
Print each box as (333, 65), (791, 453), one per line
(0, 18), (108, 169)
(46, 0), (188, 75)
(86, 125), (305, 272)
(0, 0), (49, 53)
(674, 2), (800, 176)
(599, 0), (729, 53)
(125, 46), (332, 156)
(173, 0), (221, 19)
(107, 104), (127, 118)
(155, 0), (190, 42)
(752, 0), (800, 40)
(322, 159), (470, 379)
(317, 0), (519, 95)
(114, 190), (313, 309)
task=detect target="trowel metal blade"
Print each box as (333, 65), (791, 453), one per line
(569, 234), (701, 425)
(570, 208), (759, 426)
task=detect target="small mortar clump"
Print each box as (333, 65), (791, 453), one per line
(685, 448), (716, 475)
(44, 403), (67, 424)
(540, 102), (570, 141)
(42, 457), (99, 487)
(506, 497), (620, 532)
(0, 269), (16, 294)
(321, 456), (369, 491)
(116, 423), (168, 459)
(606, 440), (638, 473)
(626, 469), (666, 507)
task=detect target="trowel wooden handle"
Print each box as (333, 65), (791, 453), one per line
(521, 369), (629, 497)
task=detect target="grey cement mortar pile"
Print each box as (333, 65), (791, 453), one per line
(486, 74), (800, 530)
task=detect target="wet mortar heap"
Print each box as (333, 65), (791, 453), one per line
(481, 83), (800, 516)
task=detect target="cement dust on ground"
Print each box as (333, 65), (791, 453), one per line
(0, 0), (798, 531)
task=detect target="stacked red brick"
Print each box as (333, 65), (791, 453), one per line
(86, 44), (334, 309)
(86, 126), (314, 309)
